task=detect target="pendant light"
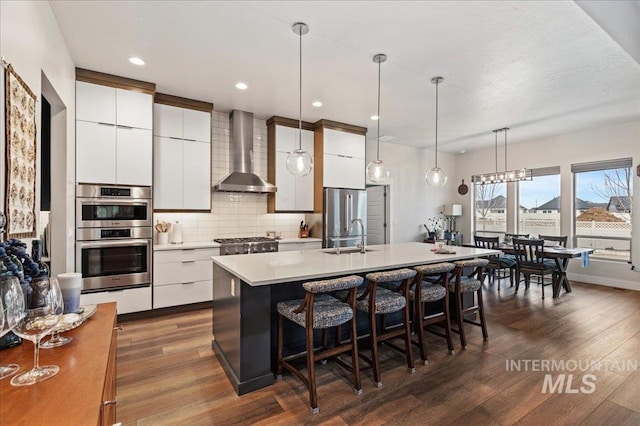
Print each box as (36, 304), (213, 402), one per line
(425, 77), (447, 187)
(286, 22), (313, 177)
(366, 53), (389, 183)
(471, 127), (532, 184)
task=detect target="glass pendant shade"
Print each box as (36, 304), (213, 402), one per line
(366, 159), (389, 183)
(426, 166), (447, 186)
(286, 148), (313, 176)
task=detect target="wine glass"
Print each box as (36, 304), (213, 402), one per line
(10, 276), (62, 386)
(0, 275), (25, 379)
(41, 278), (72, 349)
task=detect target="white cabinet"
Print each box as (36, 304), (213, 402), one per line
(322, 128), (366, 189)
(80, 286), (152, 315)
(153, 104), (211, 211)
(278, 240), (322, 252)
(76, 81), (153, 185)
(153, 248), (219, 309)
(270, 124), (314, 212)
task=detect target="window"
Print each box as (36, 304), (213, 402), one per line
(518, 167), (561, 237)
(572, 158), (633, 262)
(474, 182), (506, 237)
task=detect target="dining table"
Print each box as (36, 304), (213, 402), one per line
(463, 242), (594, 298)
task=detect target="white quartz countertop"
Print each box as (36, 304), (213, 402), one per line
(277, 238), (322, 244)
(212, 242), (500, 286)
(154, 241), (220, 251)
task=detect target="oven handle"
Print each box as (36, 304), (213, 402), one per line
(77, 239), (151, 249)
(78, 199), (150, 206)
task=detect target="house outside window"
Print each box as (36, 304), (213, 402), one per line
(572, 158), (633, 262)
(474, 183), (506, 237)
(518, 167), (561, 237)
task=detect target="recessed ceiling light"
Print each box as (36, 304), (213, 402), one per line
(235, 82), (248, 90)
(129, 57), (145, 66)
(370, 115), (379, 120)
(460, 149), (466, 154)
(312, 101), (323, 107)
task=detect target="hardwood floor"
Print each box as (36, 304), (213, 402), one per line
(116, 281), (640, 425)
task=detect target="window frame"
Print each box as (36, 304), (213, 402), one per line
(571, 158), (633, 263)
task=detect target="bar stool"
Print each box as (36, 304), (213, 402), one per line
(450, 258), (489, 349)
(358, 268), (416, 387)
(412, 262), (456, 364)
(277, 275), (363, 414)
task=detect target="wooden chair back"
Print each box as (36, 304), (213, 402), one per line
(512, 238), (545, 267)
(474, 236), (500, 250)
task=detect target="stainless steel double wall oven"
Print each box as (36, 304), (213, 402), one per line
(76, 184), (152, 292)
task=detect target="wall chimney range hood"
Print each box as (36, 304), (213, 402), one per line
(214, 110), (277, 193)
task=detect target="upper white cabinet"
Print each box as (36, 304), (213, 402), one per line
(153, 101), (212, 211)
(321, 127), (366, 190)
(267, 119), (315, 212)
(76, 80), (153, 185)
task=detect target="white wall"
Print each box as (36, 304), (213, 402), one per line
(455, 120), (640, 290)
(366, 140), (458, 243)
(0, 1), (76, 275)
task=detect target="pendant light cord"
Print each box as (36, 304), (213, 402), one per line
(298, 28), (302, 151)
(434, 80), (439, 168)
(376, 59), (381, 161)
(504, 128), (508, 170)
(495, 130), (498, 174)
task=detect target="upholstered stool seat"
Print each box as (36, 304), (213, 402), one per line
(277, 274), (363, 414)
(450, 258), (490, 349)
(277, 294), (353, 329)
(357, 268), (416, 387)
(412, 262), (456, 364)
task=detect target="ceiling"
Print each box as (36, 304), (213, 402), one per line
(49, 1), (640, 153)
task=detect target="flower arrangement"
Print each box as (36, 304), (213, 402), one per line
(0, 238), (46, 305)
(424, 216), (444, 233)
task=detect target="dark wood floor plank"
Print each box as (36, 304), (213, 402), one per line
(114, 282), (640, 424)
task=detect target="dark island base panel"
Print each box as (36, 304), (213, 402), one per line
(211, 264), (478, 395)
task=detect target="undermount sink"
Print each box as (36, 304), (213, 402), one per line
(322, 247), (379, 255)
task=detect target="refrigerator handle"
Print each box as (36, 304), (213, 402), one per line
(344, 193), (351, 232)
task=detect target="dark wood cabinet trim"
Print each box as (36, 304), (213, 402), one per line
(267, 122), (277, 213)
(313, 127), (325, 213)
(76, 68), (156, 94)
(154, 93), (213, 112)
(313, 119), (367, 135)
(267, 116), (315, 131)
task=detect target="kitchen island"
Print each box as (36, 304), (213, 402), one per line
(211, 242), (499, 395)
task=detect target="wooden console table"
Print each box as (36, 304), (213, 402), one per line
(0, 302), (117, 425)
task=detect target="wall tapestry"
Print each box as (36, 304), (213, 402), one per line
(5, 64), (37, 238)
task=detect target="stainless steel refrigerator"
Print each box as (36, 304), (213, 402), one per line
(323, 188), (367, 248)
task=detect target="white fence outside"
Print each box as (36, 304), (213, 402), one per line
(475, 217), (631, 261)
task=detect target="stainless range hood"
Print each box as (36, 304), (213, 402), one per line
(214, 110), (277, 193)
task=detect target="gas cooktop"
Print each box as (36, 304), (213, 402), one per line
(214, 237), (276, 244)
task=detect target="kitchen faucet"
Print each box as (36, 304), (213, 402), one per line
(351, 218), (366, 253)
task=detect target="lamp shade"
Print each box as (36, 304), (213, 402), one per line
(443, 204), (462, 216)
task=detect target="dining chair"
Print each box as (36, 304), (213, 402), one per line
(450, 258), (489, 349)
(473, 236), (516, 290)
(512, 238), (558, 299)
(538, 235), (568, 283)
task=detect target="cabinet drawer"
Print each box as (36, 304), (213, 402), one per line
(154, 259), (212, 286)
(153, 280), (212, 308)
(154, 248), (219, 263)
(80, 286), (151, 314)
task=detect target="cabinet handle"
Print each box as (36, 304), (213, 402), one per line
(181, 281), (195, 285)
(98, 122), (115, 127)
(184, 138), (196, 142)
(169, 136), (182, 140)
(182, 260), (196, 264)
(117, 125), (133, 130)
(103, 397), (118, 406)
